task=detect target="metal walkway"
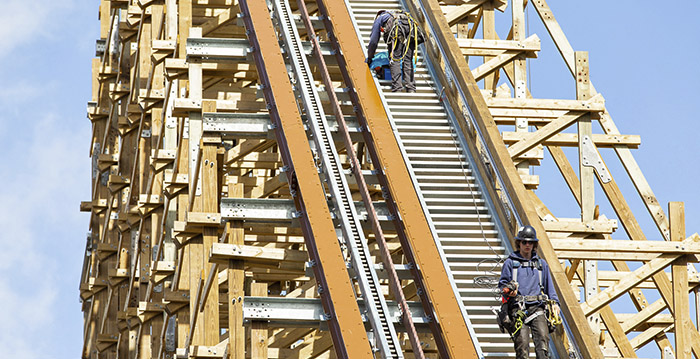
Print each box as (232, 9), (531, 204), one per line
(346, 0), (520, 357)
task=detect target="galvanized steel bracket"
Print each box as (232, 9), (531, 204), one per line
(581, 135), (612, 183)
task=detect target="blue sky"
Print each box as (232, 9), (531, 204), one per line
(0, 1), (696, 358)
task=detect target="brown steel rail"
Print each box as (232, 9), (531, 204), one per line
(238, 0), (373, 357)
(296, 1), (425, 358)
(316, 0), (479, 357)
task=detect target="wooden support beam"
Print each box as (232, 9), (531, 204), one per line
(670, 202), (691, 359)
(210, 243), (308, 264)
(551, 237), (700, 255)
(250, 282), (268, 359)
(507, 111), (587, 158)
(228, 182), (245, 359)
(501, 132), (640, 148)
(201, 8), (235, 36)
(485, 97), (605, 112)
(458, 36), (541, 53)
(444, 0), (489, 26)
(581, 253), (681, 316)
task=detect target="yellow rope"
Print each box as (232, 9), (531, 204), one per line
(546, 300), (562, 326)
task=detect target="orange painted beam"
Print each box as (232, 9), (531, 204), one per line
(316, 0), (478, 358)
(238, 0), (373, 357)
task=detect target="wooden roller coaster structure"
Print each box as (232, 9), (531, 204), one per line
(80, 0), (699, 358)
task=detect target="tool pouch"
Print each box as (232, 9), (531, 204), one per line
(496, 302), (512, 333)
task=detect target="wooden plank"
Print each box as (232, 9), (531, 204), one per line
(581, 254), (680, 316)
(507, 111), (586, 158)
(551, 238), (700, 254)
(555, 251), (661, 261)
(485, 97), (605, 111)
(201, 8), (235, 36)
(576, 51), (598, 334)
(481, 0), (498, 92)
(598, 305), (637, 357)
(210, 243), (308, 263)
(458, 36), (541, 52)
(201, 101), (220, 345)
(629, 325), (670, 351)
(501, 132), (640, 148)
(444, 0), (489, 26)
(670, 202), (690, 359)
(250, 282), (268, 359)
(471, 50), (521, 81)
(228, 182), (245, 359)
(543, 219), (617, 233)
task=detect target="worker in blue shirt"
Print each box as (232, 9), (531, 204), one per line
(366, 10), (421, 93)
(499, 225), (560, 359)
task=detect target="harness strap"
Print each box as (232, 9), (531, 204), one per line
(388, 10), (419, 62)
(512, 258), (546, 296)
(523, 310), (544, 325)
(518, 295), (548, 302)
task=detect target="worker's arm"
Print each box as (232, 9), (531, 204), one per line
(366, 14), (385, 63)
(498, 258), (513, 289)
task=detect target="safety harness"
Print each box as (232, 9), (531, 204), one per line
(384, 10), (424, 63)
(497, 258), (562, 336)
(512, 259), (547, 302)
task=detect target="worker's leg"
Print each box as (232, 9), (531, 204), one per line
(530, 307), (551, 359)
(389, 41), (405, 92)
(512, 322), (530, 359)
(402, 43), (416, 92)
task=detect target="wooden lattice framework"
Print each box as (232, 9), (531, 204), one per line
(79, 0), (699, 358)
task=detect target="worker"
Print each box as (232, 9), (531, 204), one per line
(366, 10), (424, 92)
(498, 225), (560, 359)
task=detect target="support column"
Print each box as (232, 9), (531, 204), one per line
(201, 100), (220, 345)
(482, 1), (499, 94)
(187, 26), (205, 346)
(575, 51), (600, 335)
(251, 282), (269, 359)
(512, 0), (530, 179)
(227, 182), (246, 359)
(670, 202), (690, 359)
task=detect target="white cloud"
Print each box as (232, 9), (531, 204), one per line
(0, 0), (74, 58)
(0, 82), (42, 104)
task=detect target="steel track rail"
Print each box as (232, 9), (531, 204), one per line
(238, 1), (373, 357)
(296, 1), (425, 357)
(271, 0), (402, 357)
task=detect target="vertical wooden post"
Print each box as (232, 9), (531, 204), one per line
(251, 282), (269, 359)
(482, 1), (498, 94)
(576, 50), (599, 335)
(186, 26), (205, 346)
(512, 0), (529, 177)
(670, 202), (690, 359)
(175, 0), (192, 335)
(201, 100), (220, 345)
(228, 182), (246, 359)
